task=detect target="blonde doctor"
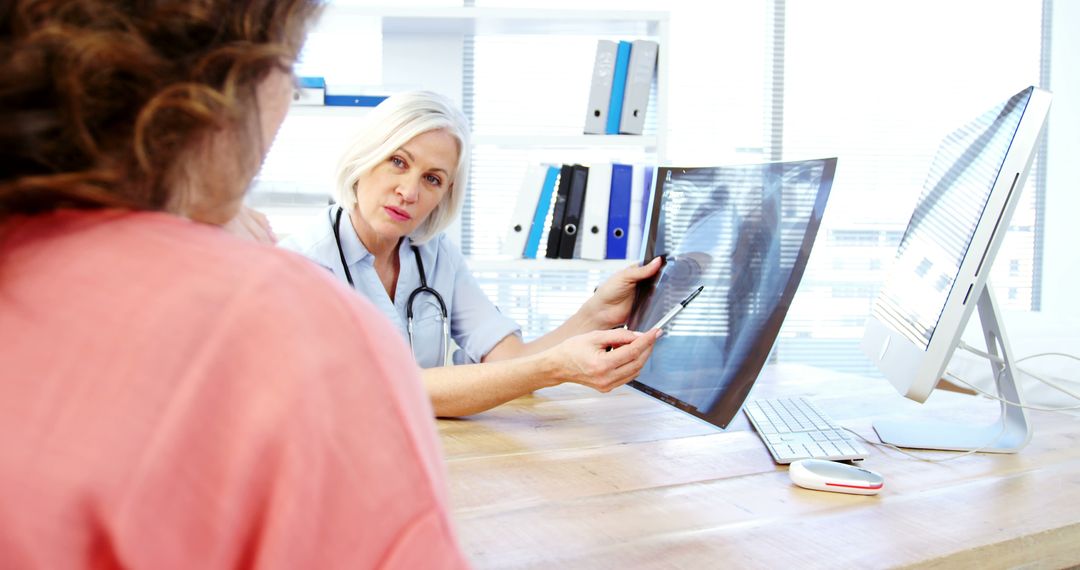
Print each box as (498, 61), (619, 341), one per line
(281, 91), (662, 417)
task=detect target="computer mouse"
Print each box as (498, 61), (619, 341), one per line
(788, 459), (884, 495)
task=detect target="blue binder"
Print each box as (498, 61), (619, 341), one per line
(605, 41), (632, 135)
(524, 166), (561, 259)
(606, 163), (633, 259)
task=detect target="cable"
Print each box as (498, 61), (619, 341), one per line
(943, 371), (1080, 412)
(1011, 368), (1080, 401)
(1017, 351), (1080, 365)
(845, 348), (1080, 462)
(954, 342), (1080, 407)
(837, 365), (1014, 463)
(956, 340), (1005, 364)
(841, 424), (1005, 463)
(1014, 352), (1080, 401)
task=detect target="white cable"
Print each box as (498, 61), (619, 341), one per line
(1014, 352), (1080, 400)
(1014, 368), (1080, 401)
(957, 340), (1005, 364)
(944, 371), (1080, 412)
(1017, 351), (1080, 365)
(841, 424), (1005, 463)
(847, 349), (1080, 462)
(838, 366), (1011, 463)
(953, 343), (1080, 406)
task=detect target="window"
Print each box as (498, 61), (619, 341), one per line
(465, 1), (1049, 373)
(776, 0), (1045, 372)
(257, 0), (1052, 376)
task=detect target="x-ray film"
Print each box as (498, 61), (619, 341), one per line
(627, 158), (837, 428)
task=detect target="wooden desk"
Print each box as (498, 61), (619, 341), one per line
(437, 364), (1080, 569)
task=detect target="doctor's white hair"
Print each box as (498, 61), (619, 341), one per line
(334, 90), (471, 244)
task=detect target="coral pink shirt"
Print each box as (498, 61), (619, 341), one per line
(0, 210), (467, 569)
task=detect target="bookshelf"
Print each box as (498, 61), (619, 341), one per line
(467, 258), (630, 273)
(255, 5), (669, 336)
(258, 4), (668, 220)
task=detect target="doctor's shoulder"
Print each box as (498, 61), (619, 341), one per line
(276, 207), (339, 270)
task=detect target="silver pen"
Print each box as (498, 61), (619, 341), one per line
(650, 285), (704, 331)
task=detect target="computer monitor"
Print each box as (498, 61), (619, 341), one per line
(861, 86), (1052, 452)
(626, 158), (836, 429)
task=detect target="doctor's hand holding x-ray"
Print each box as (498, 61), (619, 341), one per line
(279, 91), (662, 417)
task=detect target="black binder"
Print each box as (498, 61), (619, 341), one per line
(558, 164), (590, 259)
(545, 164), (574, 259)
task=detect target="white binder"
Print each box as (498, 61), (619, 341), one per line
(626, 164), (647, 260)
(618, 40), (659, 135)
(577, 163), (613, 260)
(501, 163), (550, 257)
(583, 40), (618, 135)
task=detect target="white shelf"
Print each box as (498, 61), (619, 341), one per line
(286, 105), (373, 117)
(292, 5), (671, 254)
(467, 258), (633, 273)
(282, 117), (655, 151)
(321, 6), (667, 36)
(308, 5), (669, 161)
(473, 134), (657, 150)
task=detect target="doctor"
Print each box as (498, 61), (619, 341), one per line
(281, 90), (662, 417)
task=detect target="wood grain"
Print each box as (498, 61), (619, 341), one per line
(438, 364), (1080, 569)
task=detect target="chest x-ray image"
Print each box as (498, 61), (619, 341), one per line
(627, 158), (837, 428)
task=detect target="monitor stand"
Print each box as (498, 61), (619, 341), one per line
(873, 284), (1032, 453)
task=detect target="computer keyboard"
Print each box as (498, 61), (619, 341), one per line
(744, 397), (870, 464)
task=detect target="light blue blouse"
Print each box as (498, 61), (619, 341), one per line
(279, 206), (521, 368)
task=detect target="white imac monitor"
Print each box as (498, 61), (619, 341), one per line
(861, 86), (1051, 452)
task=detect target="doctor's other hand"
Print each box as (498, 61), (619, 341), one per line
(222, 206), (277, 245)
(584, 256), (663, 329)
(552, 327), (661, 393)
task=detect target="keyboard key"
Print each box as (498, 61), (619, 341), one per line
(775, 445), (803, 461)
(819, 441), (842, 457)
(836, 441), (859, 456)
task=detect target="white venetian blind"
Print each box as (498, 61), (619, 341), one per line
(772, 0), (1046, 372)
(255, 1), (1051, 373)
(464, 0), (1048, 367)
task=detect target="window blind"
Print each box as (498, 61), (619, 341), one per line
(254, 1), (1051, 375)
(773, 0), (1046, 372)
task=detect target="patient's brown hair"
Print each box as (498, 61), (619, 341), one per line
(0, 0), (321, 223)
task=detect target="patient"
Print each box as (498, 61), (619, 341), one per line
(0, 1), (465, 567)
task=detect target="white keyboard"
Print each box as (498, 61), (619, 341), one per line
(744, 397), (869, 464)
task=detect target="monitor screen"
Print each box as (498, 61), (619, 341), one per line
(627, 158), (836, 428)
(859, 86), (1051, 451)
(871, 89), (1031, 350)
(862, 86), (1052, 406)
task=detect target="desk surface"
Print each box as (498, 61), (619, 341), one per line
(436, 364), (1080, 569)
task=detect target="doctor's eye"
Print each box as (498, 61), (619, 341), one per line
(390, 156), (407, 169)
(425, 174), (443, 187)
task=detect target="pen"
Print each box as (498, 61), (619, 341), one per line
(650, 285), (704, 331)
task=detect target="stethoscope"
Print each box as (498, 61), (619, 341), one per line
(331, 206), (452, 367)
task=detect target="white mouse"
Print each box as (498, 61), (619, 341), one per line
(788, 459), (884, 495)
